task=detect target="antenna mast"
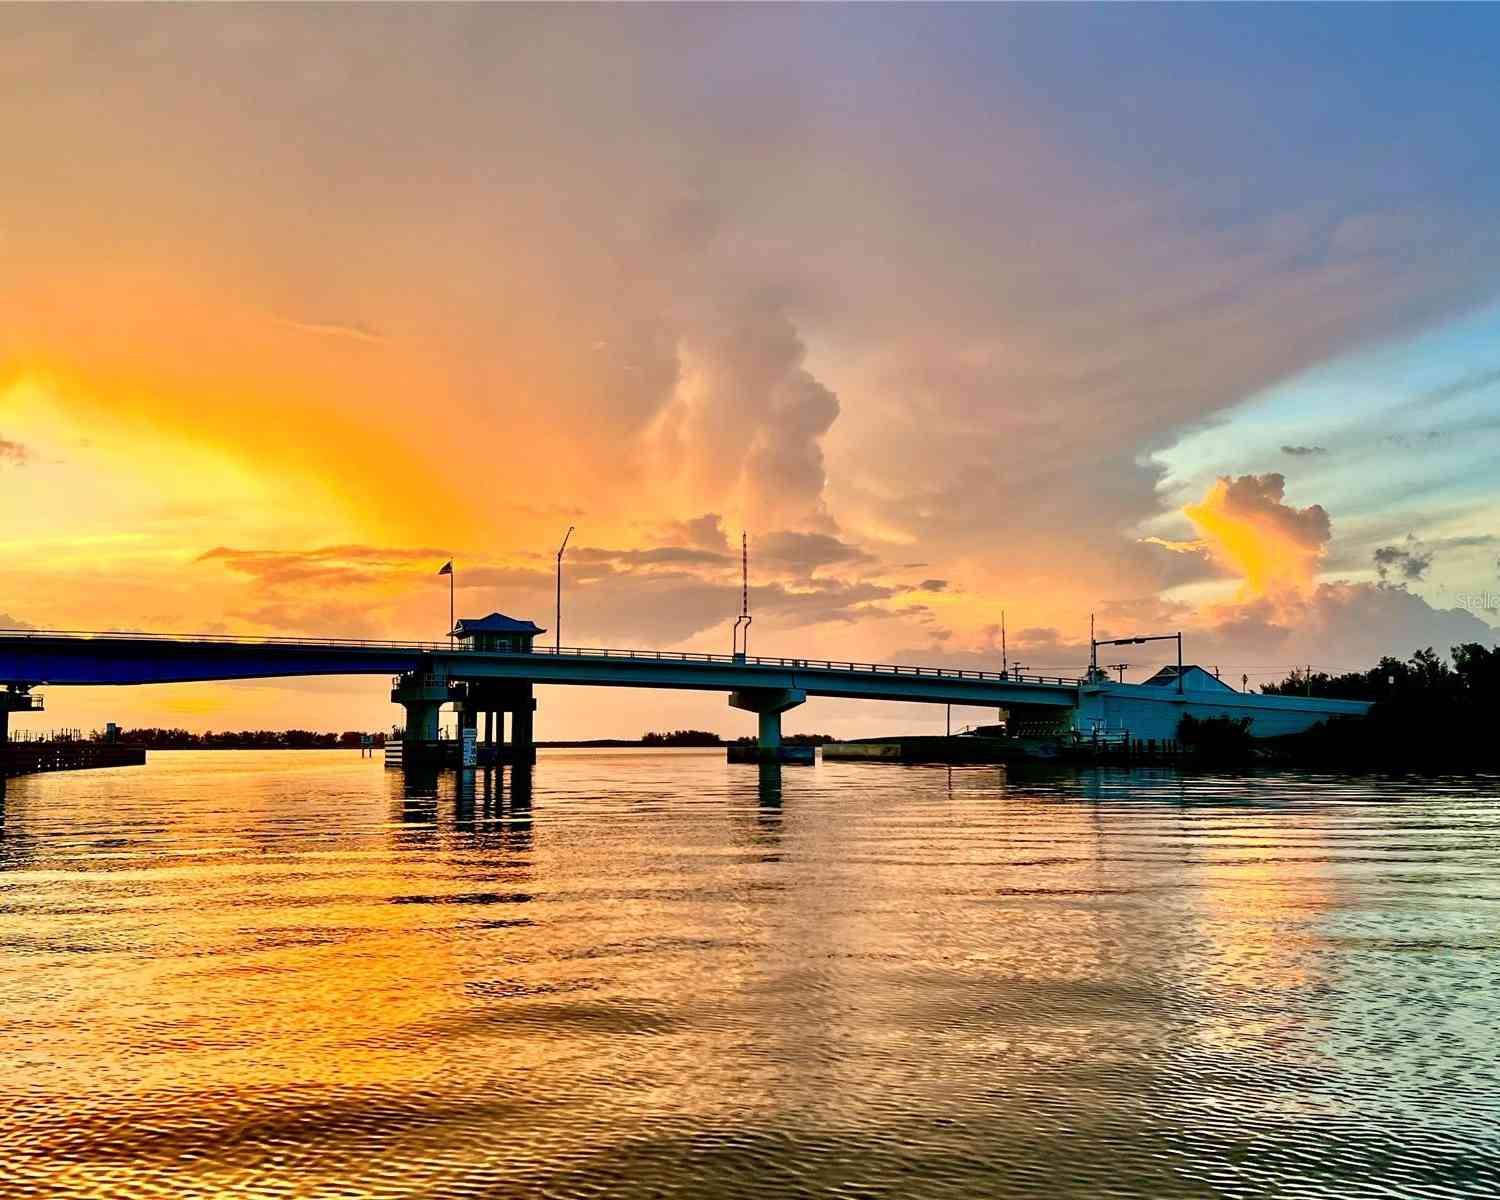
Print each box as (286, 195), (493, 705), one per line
(732, 531), (752, 658)
(1001, 609), (1007, 675)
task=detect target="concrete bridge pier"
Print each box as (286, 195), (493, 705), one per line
(466, 683), (535, 766)
(2, 686), (44, 744)
(729, 688), (806, 762)
(511, 694), (536, 764)
(391, 672), (447, 745)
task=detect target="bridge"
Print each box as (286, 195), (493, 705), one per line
(0, 629), (1081, 763)
(0, 626), (1371, 764)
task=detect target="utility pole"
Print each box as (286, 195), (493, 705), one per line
(555, 526), (574, 653)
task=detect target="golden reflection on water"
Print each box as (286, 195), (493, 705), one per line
(2, 752), (1499, 1198)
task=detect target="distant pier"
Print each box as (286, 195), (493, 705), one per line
(2, 739), (146, 778)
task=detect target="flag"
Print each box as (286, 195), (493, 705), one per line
(437, 560), (452, 576)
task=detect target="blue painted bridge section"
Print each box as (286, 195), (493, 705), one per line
(0, 630), (1079, 707)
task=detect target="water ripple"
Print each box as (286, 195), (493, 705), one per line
(1, 751), (1497, 1197)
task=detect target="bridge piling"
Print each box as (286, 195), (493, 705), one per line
(2, 685), (45, 745)
(729, 687), (806, 763)
(510, 696), (535, 762)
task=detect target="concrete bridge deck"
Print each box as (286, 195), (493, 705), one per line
(0, 629), (1369, 763)
(0, 629), (1079, 762)
(0, 629), (1080, 707)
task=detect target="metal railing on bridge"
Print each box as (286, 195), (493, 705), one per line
(1, 628), (1083, 688)
(526, 645), (1081, 687)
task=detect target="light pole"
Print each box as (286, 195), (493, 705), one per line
(555, 526), (574, 653)
(1092, 631), (1184, 692)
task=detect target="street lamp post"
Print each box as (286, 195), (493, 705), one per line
(555, 526), (574, 653)
(1091, 630), (1184, 693)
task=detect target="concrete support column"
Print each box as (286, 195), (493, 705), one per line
(1, 686), (43, 745)
(729, 688), (806, 762)
(403, 700), (441, 742)
(511, 701), (534, 752)
(391, 670), (448, 747)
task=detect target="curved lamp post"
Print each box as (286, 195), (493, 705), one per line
(555, 526), (574, 653)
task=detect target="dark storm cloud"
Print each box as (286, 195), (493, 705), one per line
(1373, 535), (1434, 581)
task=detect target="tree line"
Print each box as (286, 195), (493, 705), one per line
(641, 729), (835, 746)
(101, 729), (386, 749)
(1259, 642), (1500, 767)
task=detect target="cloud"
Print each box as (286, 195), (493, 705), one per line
(646, 304), (840, 532)
(0, 437), (30, 466)
(234, 601), (384, 639)
(656, 513), (730, 553)
(570, 545), (731, 568)
(1196, 581), (1495, 676)
(7, 7), (1500, 731)
(0, 612), (36, 630)
(196, 544), (449, 587)
(1373, 534), (1434, 581)
(755, 530), (873, 574)
(1408, 365), (1500, 411)
(1182, 473), (1331, 596)
(274, 317), (386, 344)
(1140, 535), (1207, 555)
(915, 579), (948, 593)
(1281, 444), (1328, 457)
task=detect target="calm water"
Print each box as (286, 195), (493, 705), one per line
(2, 750), (1498, 1198)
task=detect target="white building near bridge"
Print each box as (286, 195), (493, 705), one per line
(1071, 664), (1370, 742)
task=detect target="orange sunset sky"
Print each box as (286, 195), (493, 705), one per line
(3, 6), (1497, 738)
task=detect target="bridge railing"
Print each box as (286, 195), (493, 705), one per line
(0, 628), (463, 652)
(0, 629), (1082, 688)
(527, 645), (1081, 687)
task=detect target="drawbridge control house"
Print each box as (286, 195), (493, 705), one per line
(388, 613), (546, 767)
(451, 614), (544, 653)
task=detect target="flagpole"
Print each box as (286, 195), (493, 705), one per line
(438, 559), (456, 645)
